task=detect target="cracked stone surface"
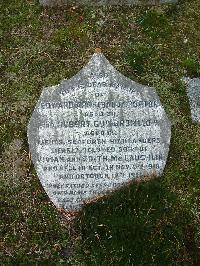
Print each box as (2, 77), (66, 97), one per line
(39, 0), (178, 6)
(27, 52), (171, 211)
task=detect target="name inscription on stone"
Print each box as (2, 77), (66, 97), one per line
(28, 53), (171, 210)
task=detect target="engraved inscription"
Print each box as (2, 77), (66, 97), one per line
(28, 53), (171, 210)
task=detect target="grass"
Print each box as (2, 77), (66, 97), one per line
(1, 0), (200, 265)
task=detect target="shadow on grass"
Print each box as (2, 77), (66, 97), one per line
(75, 178), (196, 265)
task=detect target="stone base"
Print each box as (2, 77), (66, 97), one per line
(39, 0), (178, 7)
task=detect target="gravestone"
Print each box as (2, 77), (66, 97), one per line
(39, 0), (178, 6)
(183, 77), (200, 123)
(28, 51), (171, 211)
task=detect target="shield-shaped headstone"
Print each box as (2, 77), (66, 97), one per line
(28, 52), (171, 211)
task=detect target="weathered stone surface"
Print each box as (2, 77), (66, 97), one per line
(39, 0), (178, 6)
(28, 52), (171, 211)
(183, 77), (200, 123)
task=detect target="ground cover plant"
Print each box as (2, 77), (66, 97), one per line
(1, 0), (200, 265)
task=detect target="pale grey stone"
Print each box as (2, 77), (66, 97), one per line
(27, 52), (171, 211)
(39, 0), (178, 6)
(183, 77), (200, 123)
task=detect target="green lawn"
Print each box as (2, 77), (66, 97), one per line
(1, 0), (200, 265)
